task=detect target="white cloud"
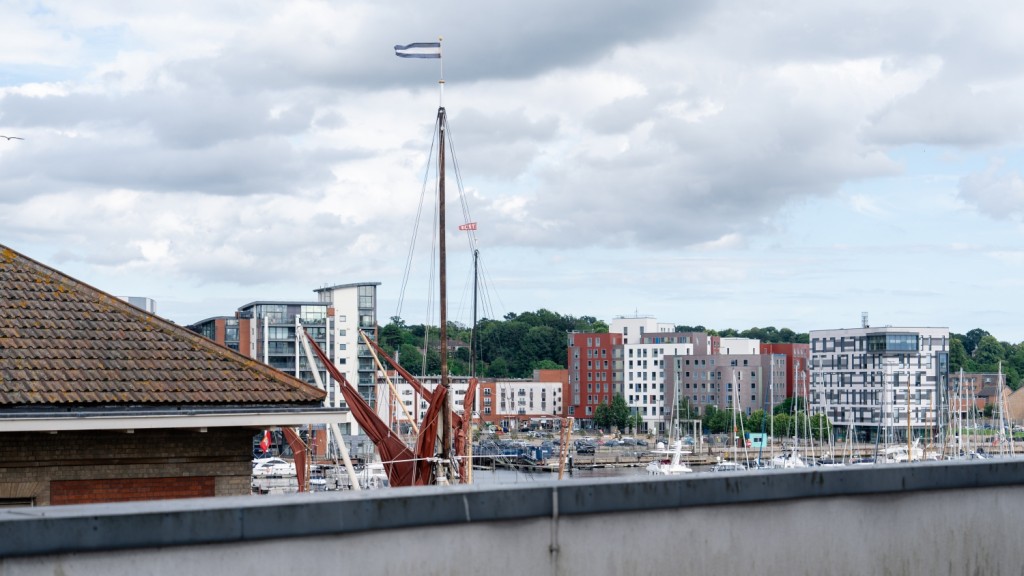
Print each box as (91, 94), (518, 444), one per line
(958, 160), (1024, 220)
(4, 2), (1024, 339)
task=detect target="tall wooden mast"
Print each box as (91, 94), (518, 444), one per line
(438, 106), (452, 481)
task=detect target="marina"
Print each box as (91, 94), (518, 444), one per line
(251, 434), (1023, 494)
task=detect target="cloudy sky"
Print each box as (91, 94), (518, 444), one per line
(2, 2), (1024, 341)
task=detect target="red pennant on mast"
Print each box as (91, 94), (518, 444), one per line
(458, 222), (477, 231)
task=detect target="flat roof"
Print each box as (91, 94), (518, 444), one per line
(0, 459), (1020, 558)
(313, 282), (381, 292)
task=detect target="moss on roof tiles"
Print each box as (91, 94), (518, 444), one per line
(0, 244), (326, 407)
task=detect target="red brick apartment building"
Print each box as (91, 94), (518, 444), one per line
(567, 332), (622, 426)
(760, 343), (811, 398)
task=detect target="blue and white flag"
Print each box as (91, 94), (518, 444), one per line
(394, 42), (442, 59)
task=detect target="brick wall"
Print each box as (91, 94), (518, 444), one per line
(51, 476), (216, 505)
(0, 427), (254, 506)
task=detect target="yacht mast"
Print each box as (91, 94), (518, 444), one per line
(438, 105), (453, 482)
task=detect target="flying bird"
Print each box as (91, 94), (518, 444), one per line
(0, 135), (24, 141)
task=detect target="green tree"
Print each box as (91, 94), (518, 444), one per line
(974, 335), (1005, 371)
(609, 394), (631, 430)
(774, 396), (806, 415)
(772, 413), (793, 438)
(745, 409), (768, 434)
(962, 328), (991, 357)
(626, 413), (643, 434)
(533, 359), (564, 371)
(575, 316), (609, 333)
(593, 402), (612, 430)
(949, 337), (968, 373)
(396, 343), (424, 374)
(485, 357), (510, 378)
(702, 406), (729, 433)
(1008, 343), (1024, 390)
(379, 321), (405, 353)
(808, 412), (832, 441)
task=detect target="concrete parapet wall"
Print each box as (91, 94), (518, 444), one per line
(1, 460), (1023, 575)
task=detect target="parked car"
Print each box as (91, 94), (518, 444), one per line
(576, 444), (596, 455)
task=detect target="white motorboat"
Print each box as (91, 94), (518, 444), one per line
(646, 440), (692, 475)
(252, 457), (297, 478)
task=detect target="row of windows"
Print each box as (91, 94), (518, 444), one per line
(627, 360), (662, 369)
(626, 371), (664, 381)
(681, 382), (757, 390)
(813, 334), (946, 353)
(628, 382), (664, 392)
(627, 394), (665, 405)
(812, 353), (934, 371)
(676, 370), (759, 380)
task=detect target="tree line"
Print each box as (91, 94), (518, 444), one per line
(950, 328), (1024, 390)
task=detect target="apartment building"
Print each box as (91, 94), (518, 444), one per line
(566, 332), (622, 426)
(760, 343), (811, 398)
(610, 315), (676, 345)
(188, 282), (380, 413)
(379, 372), (567, 432)
(809, 326), (950, 442)
(623, 332), (699, 433)
(664, 336), (786, 422)
(314, 282), (380, 403)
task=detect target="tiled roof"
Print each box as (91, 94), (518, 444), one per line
(0, 245), (326, 406)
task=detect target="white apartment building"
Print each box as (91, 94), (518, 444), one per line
(610, 315), (676, 345)
(719, 337), (760, 355)
(315, 282), (381, 406)
(809, 326), (950, 442)
(379, 374), (564, 432)
(623, 332), (702, 433)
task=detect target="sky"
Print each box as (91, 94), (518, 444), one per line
(2, 2), (1024, 341)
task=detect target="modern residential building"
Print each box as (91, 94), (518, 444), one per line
(664, 335), (786, 424)
(610, 315), (676, 345)
(375, 374), (475, 434)
(566, 332), (622, 426)
(809, 326), (950, 442)
(190, 301), (334, 399)
(314, 282), (381, 404)
(760, 343), (811, 398)
(189, 282), (380, 415)
(623, 332), (698, 433)
(378, 371), (568, 433)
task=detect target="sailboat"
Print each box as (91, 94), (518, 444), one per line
(303, 39), (478, 487)
(646, 383), (692, 475)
